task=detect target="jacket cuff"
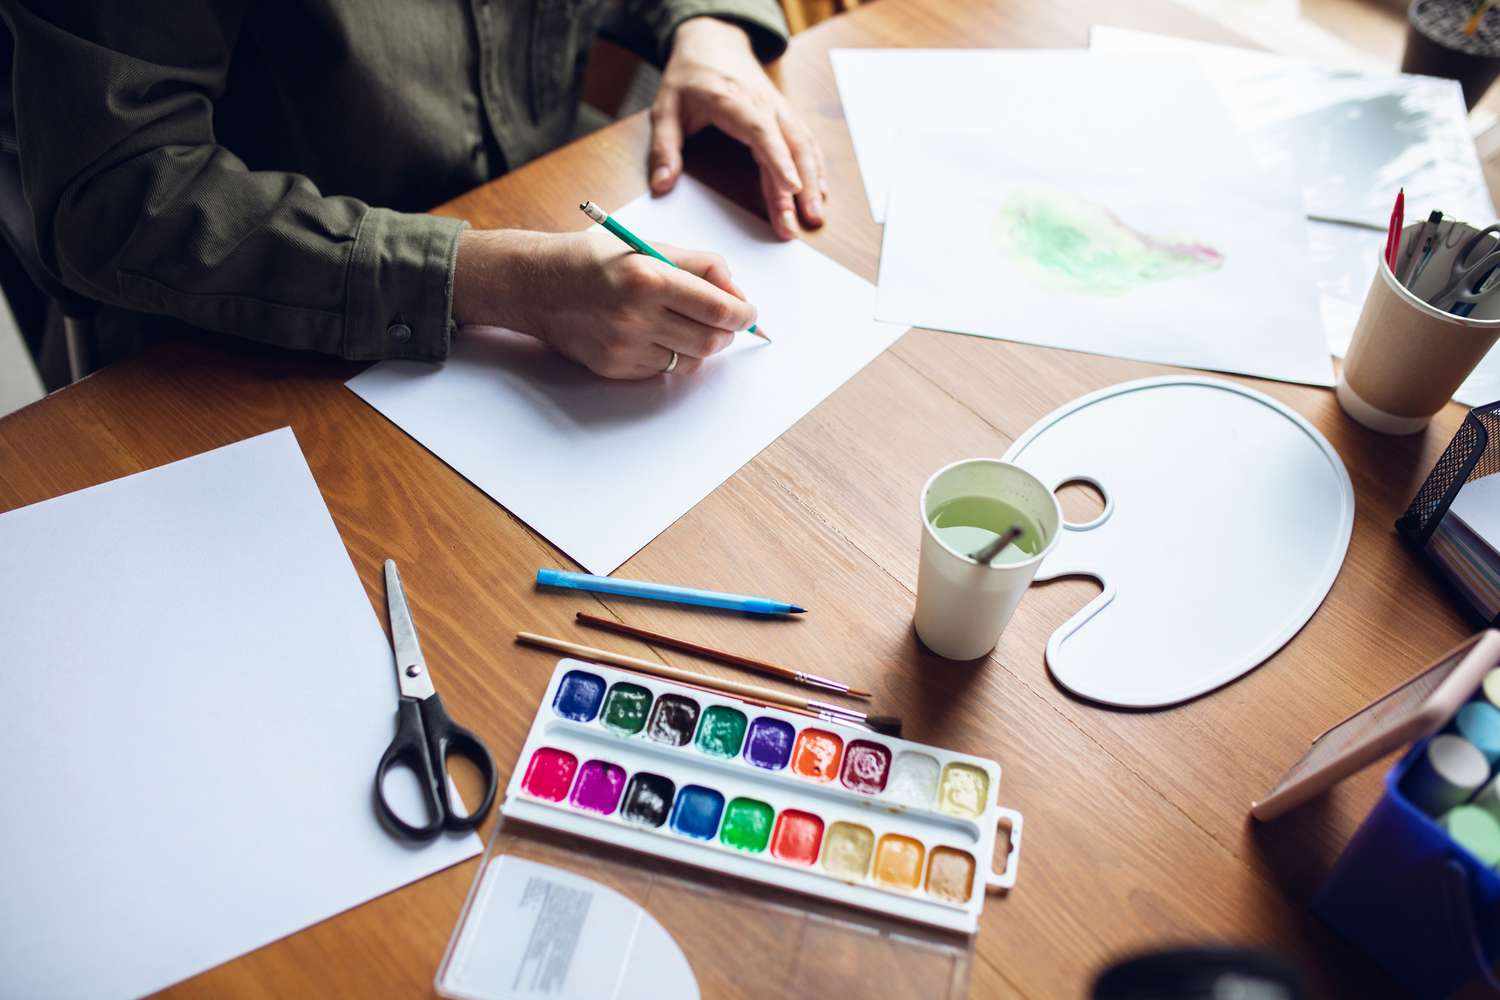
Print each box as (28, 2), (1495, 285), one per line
(653, 3), (790, 63)
(345, 208), (466, 362)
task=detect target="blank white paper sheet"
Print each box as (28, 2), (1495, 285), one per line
(348, 177), (904, 575)
(0, 429), (480, 1000)
(831, 50), (1268, 225)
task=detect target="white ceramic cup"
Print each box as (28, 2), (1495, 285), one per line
(914, 459), (1062, 660)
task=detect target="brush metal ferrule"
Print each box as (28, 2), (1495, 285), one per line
(808, 698), (866, 721)
(811, 710), (877, 733)
(795, 671), (850, 694)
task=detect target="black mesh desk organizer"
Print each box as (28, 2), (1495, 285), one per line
(1397, 400), (1500, 626)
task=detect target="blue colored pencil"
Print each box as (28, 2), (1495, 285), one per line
(536, 568), (805, 615)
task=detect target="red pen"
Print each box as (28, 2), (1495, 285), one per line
(1385, 188), (1405, 271)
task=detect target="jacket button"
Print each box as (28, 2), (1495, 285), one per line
(388, 322), (412, 343)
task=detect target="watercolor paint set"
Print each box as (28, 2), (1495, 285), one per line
(498, 658), (1024, 934)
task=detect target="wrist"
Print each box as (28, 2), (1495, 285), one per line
(670, 16), (752, 59)
(452, 228), (542, 331)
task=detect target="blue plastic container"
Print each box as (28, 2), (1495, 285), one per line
(1313, 737), (1500, 997)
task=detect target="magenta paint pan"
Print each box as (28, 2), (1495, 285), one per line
(569, 759), (627, 815)
(500, 660), (1024, 934)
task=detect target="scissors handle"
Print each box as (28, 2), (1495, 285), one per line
(375, 698), (445, 839)
(1435, 227), (1500, 305)
(374, 694), (497, 840)
(420, 692), (498, 831)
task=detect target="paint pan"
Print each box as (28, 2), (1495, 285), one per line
(499, 659), (1025, 934)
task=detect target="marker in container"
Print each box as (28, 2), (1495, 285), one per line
(1471, 772), (1500, 822)
(1439, 805), (1500, 866)
(1451, 701), (1500, 764)
(1482, 668), (1500, 712)
(1403, 210), (1443, 286)
(1401, 734), (1491, 816)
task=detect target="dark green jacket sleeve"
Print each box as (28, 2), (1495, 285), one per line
(3, 1), (462, 361)
(630, 0), (790, 63)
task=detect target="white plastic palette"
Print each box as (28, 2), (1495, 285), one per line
(1005, 376), (1354, 708)
(500, 659), (1024, 934)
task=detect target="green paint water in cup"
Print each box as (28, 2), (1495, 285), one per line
(929, 495), (1045, 563)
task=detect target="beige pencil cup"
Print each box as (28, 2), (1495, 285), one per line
(1337, 220), (1500, 434)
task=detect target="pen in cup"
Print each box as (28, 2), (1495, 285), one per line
(1404, 210), (1443, 287)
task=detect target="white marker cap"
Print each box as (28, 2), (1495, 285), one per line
(1402, 734), (1491, 817)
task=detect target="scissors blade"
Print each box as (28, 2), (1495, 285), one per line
(384, 559), (436, 701)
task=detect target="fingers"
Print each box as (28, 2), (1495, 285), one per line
(710, 98), (802, 197)
(588, 345), (704, 381)
(668, 246), (748, 300)
(760, 166), (799, 241)
(706, 95), (805, 239)
(779, 110), (825, 228)
(651, 309), (736, 360)
(650, 344), (705, 377)
(813, 130), (829, 201)
(582, 244), (747, 380)
(648, 93), (685, 195)
(656, 261), (758, 332)
(667, 353), (704, 376)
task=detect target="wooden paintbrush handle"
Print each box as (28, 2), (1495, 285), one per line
(516, 632), (808, 712)
(575, 613), (796, 678)
(573, 612), (869, 698)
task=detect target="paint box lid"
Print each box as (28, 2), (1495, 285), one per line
(437, 818), (974, 1000)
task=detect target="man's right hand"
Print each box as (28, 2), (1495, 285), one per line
(452, 229), (757, 379)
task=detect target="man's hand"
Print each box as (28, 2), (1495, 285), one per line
(451, 228), (755, 379)
(649, 16), (827, 240)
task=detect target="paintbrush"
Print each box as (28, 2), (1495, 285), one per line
(515, 632), (901, 736)
(574, 612), (871, 699)
(970, 525), (1024, 564)
(604, 660), (901, 737)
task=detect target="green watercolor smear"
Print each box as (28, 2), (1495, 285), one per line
(601, 683), (652, 734)
(695, 705), (748, 758)
(992, 185), (1224, 296)
(720, 797), (775, 853)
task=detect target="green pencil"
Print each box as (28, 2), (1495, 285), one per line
(579, 200), (768, 341)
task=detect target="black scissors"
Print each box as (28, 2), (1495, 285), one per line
(375, 559), (497, 839)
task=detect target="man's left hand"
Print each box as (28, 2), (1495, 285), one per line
(649, 16), (827, 240)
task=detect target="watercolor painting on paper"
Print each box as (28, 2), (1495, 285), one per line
(991, 185), (1225, 295)
(875, 132), (1331, 386)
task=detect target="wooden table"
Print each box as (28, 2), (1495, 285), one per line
(0, 1), (1484, 996)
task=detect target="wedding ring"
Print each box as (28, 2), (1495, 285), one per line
(663, 350), (679, 374)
